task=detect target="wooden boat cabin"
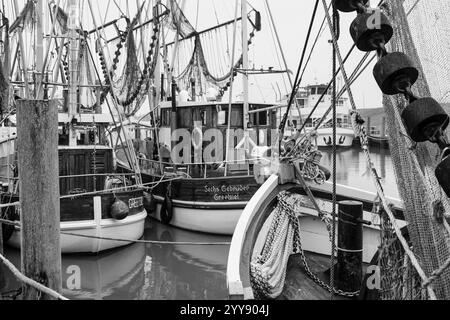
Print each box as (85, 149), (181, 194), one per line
(128, 100), (279, 178)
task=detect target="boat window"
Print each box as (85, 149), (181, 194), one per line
(177, 108), (192, 128)
(310, 87), (316, 95)
(218, 110), (227, 125)
(161, 109), (171, 126)
(258, 110), (269, 126)
(317, 87), (326, 95)
(201, 110), (207, 126)
(297, 99), (305, 107)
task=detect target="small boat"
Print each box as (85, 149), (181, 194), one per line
(116, 100), (278, 235)
(226, 163), (405, 300)
(1, 112), (147, 254)
(367, 135), (389, 149)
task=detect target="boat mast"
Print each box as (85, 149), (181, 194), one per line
(68, 0), (79, 146)
(241, 0), (249, 129)
(35, 0), (44, 99)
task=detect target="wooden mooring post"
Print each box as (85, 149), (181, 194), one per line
(17, 99), (61, 300)
(336, 200), (363, 294)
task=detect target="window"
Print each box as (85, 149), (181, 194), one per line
(258, 111), (268, 126)
(201, 110), (207, 126)
(310, 87), (316, 95)
(161, 109), (171, 126)
(218, 110), (228, 126)
(317, 87), (326, 95)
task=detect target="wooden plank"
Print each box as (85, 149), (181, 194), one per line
(18, 99), (62, 300)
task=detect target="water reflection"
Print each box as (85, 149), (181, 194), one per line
(0, 146), (399, 300)
(1, 220), (230, 300)
(319, 146), (399, 199)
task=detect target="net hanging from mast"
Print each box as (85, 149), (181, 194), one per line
(378, 0), (450, 300)
(165, 0), (258, 98)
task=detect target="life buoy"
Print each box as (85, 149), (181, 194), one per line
(192, 127), (203, 150)
(111, 198), (129, 220)
(160, 195), (173, 225)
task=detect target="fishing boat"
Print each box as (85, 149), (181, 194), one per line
(227, 0), (450, 301)
(113, 0), (302, 235)
(1, 111), (148, 254)
(0, 0), (149, 253)
(283, 84), (355, 148)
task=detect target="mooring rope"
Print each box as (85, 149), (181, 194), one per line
(0, 219), (230, 246)
(0, 253), (69, 300)
(59, 232), (231, 246)
(320, 0), (438, 300)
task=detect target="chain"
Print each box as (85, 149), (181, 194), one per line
(280, 192), (360, 298)
(250, 191), (360, 299)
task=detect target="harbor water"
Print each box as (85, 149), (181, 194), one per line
(0, 145), (398, 300)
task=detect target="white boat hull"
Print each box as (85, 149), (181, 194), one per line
(314, 128), (355, 147)
(151, 196), (243, 235)
(8, 210), (147, 253)
(227, 174), (404, 299)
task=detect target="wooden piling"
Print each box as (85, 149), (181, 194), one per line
(17, 99), (61, 300)
(336, 200), (363, 294)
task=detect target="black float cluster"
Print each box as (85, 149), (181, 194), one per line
(334, 0), (450, 197)
(119, 17), (160, 107)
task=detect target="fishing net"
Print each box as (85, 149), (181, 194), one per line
(111, 29), (144, 114)
(0, 15), (10, 116)
(166, 0), (196, 38)
(377, 0), (450, 299)
(10, 0), (37, 33)
(175, 35), (243, 88)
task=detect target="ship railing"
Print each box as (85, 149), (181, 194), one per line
(137, 157), (269, 179)
(0, 173), (141, 196)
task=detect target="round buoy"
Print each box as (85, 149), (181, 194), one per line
(160, 196), (173, 225)
(143, 191), (157, 213)
(401, 97), (449, 142)
(436, 150), (450, 198)
(333, 0), (368, 12)
(373, 52), (419, 95)
(350, 12), (393, 52)
(111, 198), (129, 220)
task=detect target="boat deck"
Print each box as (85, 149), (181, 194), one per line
(278, 252), (353, 301)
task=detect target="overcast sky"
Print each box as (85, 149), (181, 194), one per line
(6, 0), (383, 108)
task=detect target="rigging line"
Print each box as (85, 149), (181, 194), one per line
(102, 0), (111, 26)
(263, 0), (288, 94)
(299, 6), (328, 83)
(278, 0), (320, 149)
(112, 0), (126, 17)
(329, 4), (338, 301)
(286, 50), (371, 158)
(195, 0), (199, 29)
(217, 28), (226, 77)
(224, 0), (240, 177)
(296, 43), (357, 136)
(211, 0), (221, 25)
(264, 0), (309, 129)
